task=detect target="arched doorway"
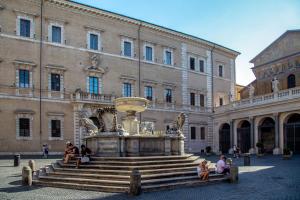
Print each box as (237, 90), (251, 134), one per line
(219, 123), (230, 154)
(284, 113), (300, 154)
(258, 117), (275, 153)
(237, 120), (251, 153)
(287, 74), (296, 89)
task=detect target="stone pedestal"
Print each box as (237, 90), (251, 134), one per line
(122, 115), (139, 135)
(129, 168), (141, 196)
(229, 166), (238, 183)
(28, 160), (36, 173)
(22, 166), (32, 186)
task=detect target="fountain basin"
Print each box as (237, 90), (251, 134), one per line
(114, 97), (149, 114)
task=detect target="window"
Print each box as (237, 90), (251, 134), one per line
(200, 127), (205, 140)
(19, 118), (30, 137)
(20, 19), (31, 37)
(145, 46), (153, 61)
(219, 65), (223, 77)
(90, 33), (99, 50)
(190, 92), (195, 106)
(123, 83), (132, 97)
(51, 73), (60, 91)
(19, 69), (29, 88)
(165, 89), (172, 103)
(51, 120), (61, 138)
(199, 60), (204, 72)
(164, 49), (172, 65)
(287, 74), (296, 89)
(191, 127), (196, 140)
(200, 94), (205, 107)
(219, 97), (223, 106)
(145, 86), (153, 101)
(89, 76), (99, 94)
(124, 41), (132, 57)
(189, 57), (195, 70)
(52, 26), (61, 43)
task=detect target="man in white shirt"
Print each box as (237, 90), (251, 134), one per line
(216, 155), (230, 174)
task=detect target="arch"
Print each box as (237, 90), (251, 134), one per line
(287, 74), (296, 89)
(237, 120), (251, 153)
(258, 117), (275, 153)
(219, 123), (230, 153)
(284, 113), (300, 154)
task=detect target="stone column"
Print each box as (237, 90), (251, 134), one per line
(229, 120), (234, 154)
(249, 117), (255, 154)
(273, 113), (280, 155)
(73, 103), (84, 147)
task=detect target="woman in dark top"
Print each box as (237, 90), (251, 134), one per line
(76, 145), (92, 168)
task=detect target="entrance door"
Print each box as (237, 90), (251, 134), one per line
(237, 121), (251, 153)
(285, 123), (300, 154)
(259, 117), (275, 154)
(219, 123), (230, 154)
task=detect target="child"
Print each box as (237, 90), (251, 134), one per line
(198, 160), (209, 181)
(42, 144), (49, 158)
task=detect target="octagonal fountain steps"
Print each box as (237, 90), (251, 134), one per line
(33, 154), (228, 193)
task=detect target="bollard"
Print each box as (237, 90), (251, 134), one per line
(129, 168), (141, 196)
(244, 153), (251, 166)
(28, 160), (36, 173)
(22, 166), (32, 186)
(14, 154), (20, 167)
(229, 166), (238, 183)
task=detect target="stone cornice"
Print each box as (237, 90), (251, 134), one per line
(45, 0), (240, 57)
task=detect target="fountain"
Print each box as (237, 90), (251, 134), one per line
(114, 97), (149, 135)
(83, 97), (185, 157)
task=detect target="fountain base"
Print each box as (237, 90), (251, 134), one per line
(84, 134), (185, 157)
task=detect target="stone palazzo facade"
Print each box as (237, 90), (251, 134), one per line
(0, 0), (239, 154)
(215, 30), (300, 155)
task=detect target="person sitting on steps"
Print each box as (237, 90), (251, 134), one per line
(64, 143), (79, 164)
(216, 155), (230, 175)
(76, 145), (92, 169)
(197, 160), (209, 181)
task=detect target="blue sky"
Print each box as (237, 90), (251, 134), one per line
(73, 0), (300, 86)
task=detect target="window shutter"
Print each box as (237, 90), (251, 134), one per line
(144, 86), (147, 98)
(86, 77), (89, 92)
(122, 83), (125, 96)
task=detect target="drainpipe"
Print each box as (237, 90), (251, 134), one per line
(210, 45), (215, 113)
(138, 22), (142, 122)
(39, 0), (44, 149)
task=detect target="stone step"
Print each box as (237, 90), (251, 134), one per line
(48, 171), (130, 180)
(142, 174), (224, 185)
(54, 162), (215, 176)
(53, 166), (132, 175)
(57, 160), (201, 170)
(48, 170), (205, 181)
(142, 171), (198, 180)
(142, 177), (229, 192)
(90, 154), (194, 161)
(68, 156), (199, 166)
(38, 176), (130, 187)
(33, 180), (128, 193)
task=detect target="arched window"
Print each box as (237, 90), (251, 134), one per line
(287, 74), (296, 89)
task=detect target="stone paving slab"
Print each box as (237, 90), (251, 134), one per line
(0, 155), (300, 200)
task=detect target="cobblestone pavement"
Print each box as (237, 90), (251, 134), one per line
(0, 155), (300, 200)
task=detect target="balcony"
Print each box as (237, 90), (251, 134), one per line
(71, 91), (116, 104)
(215, 86), (300, 113)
